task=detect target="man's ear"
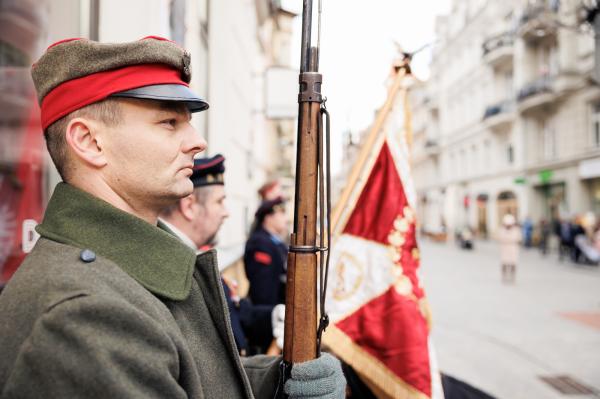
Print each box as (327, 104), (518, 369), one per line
(64, 117), (107, 168)
(179, 194), (197, 221)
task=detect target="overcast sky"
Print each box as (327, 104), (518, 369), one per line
(282, 1), (452, 173)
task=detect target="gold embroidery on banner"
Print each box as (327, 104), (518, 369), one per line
(388, 206), (418, 299)
(332, 252), (364, 301)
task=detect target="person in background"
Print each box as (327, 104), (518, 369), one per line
(244, 197), (289, 352)
(538, 218), (551, 256)
(498, 214), (521, 283)
(522, 216), (534, 248)
(556, 216), (574, 262)
(159, 154), (285, 356)
(159, 154), (229, 252)
(571, 215), (586, 263)
(245, 197), (288, 306)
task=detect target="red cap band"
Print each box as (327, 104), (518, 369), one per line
(40, 63), (188, 130)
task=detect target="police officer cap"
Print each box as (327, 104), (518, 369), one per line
(191, 154), (225, 187)
(255, 197), (285, 220)
(31, 36), (209, 131)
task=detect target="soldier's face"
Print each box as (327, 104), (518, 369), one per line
(192, 185), (229, 246)
(102, 99), (206, 207)
(268, 207), (289, 236)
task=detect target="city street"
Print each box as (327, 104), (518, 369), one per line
(420, 238), (600, 399)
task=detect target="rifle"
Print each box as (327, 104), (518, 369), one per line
(281, 0), (331, 384)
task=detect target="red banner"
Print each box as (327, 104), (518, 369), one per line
(324, 140), (432, 399)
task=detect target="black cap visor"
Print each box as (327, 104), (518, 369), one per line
(111, 84), (209, 113)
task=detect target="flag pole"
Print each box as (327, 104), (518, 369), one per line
(331, 65), (408, 233)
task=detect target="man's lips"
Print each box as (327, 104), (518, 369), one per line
(180, 164), (194, 174)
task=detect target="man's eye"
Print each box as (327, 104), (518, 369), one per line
(160, 119), (177, 127)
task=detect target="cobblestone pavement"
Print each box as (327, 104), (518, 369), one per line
(419, 238), (600, 399)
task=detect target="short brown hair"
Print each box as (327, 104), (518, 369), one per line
(44, 98), (122, 180)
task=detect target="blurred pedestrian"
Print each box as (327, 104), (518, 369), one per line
(556, 217), (574, 262)
(0, 37), (344, 398)
(522, 216), (533, 248)
(456, 226), (474, 250)
(245, 198), (288, 305)
(159, 154), (284, 356)
(538, 218), (551, 255)
(571, 215), (586, 263)
(498, 214), (521, 283)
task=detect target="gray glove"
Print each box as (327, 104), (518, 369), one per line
(284, 353), (346, 399)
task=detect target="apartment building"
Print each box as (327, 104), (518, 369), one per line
(0, 0), (296, 280)
(411, 0), (600, 237)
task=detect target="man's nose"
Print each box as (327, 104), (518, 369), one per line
(183, 125), (207, 156)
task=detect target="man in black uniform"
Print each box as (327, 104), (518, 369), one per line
(159, 155), (284, 356)
(244, 197), (288, 307)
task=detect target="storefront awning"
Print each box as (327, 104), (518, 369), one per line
(579, 158), (600, 179)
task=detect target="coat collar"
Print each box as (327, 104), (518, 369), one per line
(36, 183), (196, 301)
(158, 218), (199, 252)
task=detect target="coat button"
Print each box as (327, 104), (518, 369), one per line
(80, 249), (96, 263)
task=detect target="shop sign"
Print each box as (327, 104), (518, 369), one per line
(539, 170), (553, 184)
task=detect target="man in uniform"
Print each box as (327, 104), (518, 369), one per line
(159, 153), (229, 252)
(0, 37), (345, 398)
(245, 197), (289, 308)
(159, 154), (284, 356)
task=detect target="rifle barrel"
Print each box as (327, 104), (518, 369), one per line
(300, 0), (313, 73)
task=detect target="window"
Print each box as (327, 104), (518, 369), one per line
(541, 120), (557, 160)
(591, 102), (600, 148)
(484, 140), (491, 170)
(507, 144), (514, 164)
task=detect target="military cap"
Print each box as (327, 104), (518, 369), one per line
(255, 196), (285, 221)
(191, 154), (225, 187)
(31, 36), (209, 130)
(258, 180), (281, 200)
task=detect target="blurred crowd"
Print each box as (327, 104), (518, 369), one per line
(454, 213), (600, 267)
(537, 213), (600, 265)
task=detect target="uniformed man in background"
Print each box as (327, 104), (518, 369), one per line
(159, 154), (285, 356)
(245, 197), (289, 309)
(0, 36), (345, 398)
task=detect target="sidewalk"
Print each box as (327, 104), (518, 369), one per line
(420, 238), (600, 399)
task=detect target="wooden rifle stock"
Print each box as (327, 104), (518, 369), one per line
(283, 97), (321, 363)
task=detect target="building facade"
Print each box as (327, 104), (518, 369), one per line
(411, 0), (600, 238)
(0, 0), (296, 281)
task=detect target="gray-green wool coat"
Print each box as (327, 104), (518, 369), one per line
(0, 183), (280, 398)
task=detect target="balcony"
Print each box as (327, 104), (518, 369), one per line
(482, 100), (515, 132)
(517, 1), (558, 44)
(424, 139), (440, 158)
(517, 76), (557, 114)
(482, 32), (514, 70)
